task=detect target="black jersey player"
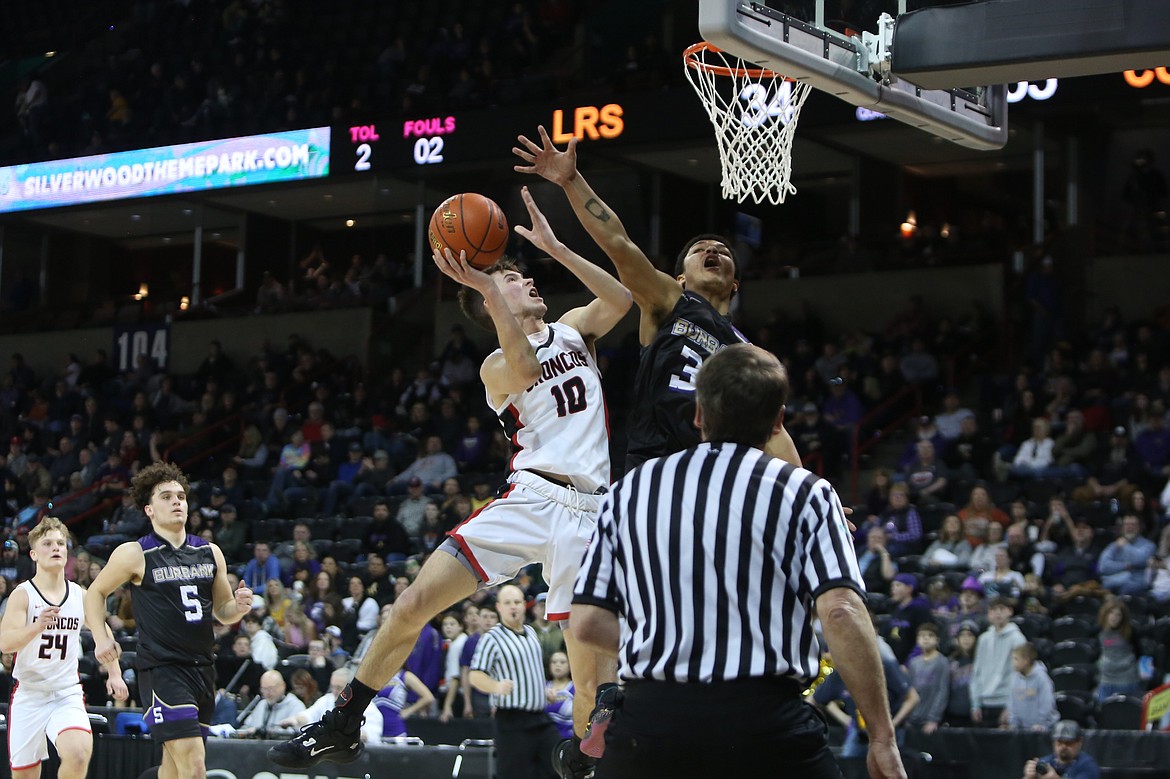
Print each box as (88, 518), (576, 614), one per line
(84, 462), (253, 779)
(515, 128), (804, 778)
(514, 126), (802, 474)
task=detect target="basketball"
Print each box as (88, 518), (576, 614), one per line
(428, 193), (509, 269)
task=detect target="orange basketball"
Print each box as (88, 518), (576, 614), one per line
(428, 193), (509, 269)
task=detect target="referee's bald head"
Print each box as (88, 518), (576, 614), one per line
(695, 343), (789, 449)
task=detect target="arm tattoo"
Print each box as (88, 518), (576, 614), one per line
(584, 198), (611, 222)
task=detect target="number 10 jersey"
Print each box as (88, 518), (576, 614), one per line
(132, 533), (218, 669)
(490, 323), (611, 494)
(12, 580), (85, 690)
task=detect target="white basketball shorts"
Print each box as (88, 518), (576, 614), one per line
(9, 683), (90, 770)
(447, 471), (602, 621)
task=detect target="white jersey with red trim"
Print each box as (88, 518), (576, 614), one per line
(13, 580), (84, 691)
(488, 323), (610, 493)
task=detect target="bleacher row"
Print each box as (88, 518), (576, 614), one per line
(207, 470), (509, 561)
(944, 476), (1096, 510)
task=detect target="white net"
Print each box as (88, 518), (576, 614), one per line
(684, 43), (813, 206)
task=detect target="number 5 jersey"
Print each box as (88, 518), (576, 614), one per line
(132, 533), (218, 669)
(490, 323), (610, 494)
(13, 580), (85, 690)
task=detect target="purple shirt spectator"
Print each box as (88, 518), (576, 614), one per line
(406, 622), (443, 702)
(822, 382), (865, 431)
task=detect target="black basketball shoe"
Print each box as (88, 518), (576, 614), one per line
(553, 737), (597, 779)
(267, 709), (364, 768)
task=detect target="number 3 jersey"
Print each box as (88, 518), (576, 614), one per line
(490, 323), (610, 494)
(12, 580), (84, 690)
(625, 291), (750, 473)
(132, 533), (218, 669)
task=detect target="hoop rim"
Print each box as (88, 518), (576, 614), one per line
(683, 41), (788, 80)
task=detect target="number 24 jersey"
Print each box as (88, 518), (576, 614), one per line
(12, 580), (85, 690)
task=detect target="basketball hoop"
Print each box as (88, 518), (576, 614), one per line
(683, 42), (813, 205)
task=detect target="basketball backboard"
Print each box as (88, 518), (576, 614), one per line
(697, 0), (1009, 150)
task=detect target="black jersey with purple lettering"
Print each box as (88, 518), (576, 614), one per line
(625, 291), (749, 473)
(132, 532), (218, 669)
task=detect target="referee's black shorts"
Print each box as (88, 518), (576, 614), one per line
(138, 664), (216, 743)
(492, 709), (561, 779)
(598, 676), (841, 779)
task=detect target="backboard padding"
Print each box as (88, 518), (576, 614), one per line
(698, 0), (1008, 150)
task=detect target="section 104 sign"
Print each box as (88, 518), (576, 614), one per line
(114, 322), (170, 372)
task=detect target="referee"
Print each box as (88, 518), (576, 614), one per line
(571, 344), (907, 779)
(468, 584), (560, 779)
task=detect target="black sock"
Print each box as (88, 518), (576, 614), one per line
(333, 679), (378, 731)
(595, 681), (618, 705)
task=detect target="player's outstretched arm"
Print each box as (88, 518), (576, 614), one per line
(85, 541), (144, 665)
(513, 126), (679, 318)
(433, 247), (540, 398)
(0, 587), (54, 654)
(514, 186), (631, 340)
(210, 544), (253, 624)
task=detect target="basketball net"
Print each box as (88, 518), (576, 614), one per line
(684, 42), (813, 206)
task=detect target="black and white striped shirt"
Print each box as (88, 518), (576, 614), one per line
(469, 623), (547, 712)
(573, 442), (864, 685)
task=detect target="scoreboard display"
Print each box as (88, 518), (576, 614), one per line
(327, 90), (706, 179)
(333, 118), (458, 175)
(331, 106), (621, 176)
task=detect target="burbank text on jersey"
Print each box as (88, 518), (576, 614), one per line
(526, 349), (592, 392)
(670, 317), (722, 354)
(152, 562), (216, 583)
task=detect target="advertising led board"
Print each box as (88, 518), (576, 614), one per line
(0, 127), (330, 213)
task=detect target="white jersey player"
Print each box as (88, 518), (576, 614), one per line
(266, 186), (627, 774)
(433, 186), (630, 767)
(489, 322), (610, 494)
(0, 518), (127, 779)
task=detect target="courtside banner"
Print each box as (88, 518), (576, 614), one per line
(0, 127), (330, 213)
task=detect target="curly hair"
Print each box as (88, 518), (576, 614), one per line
(130, 462), (191, 510)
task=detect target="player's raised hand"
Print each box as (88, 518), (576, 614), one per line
(432, 246), (495, 294)
(514, 186), (563, 256)
(37, 606), (60, 630)
(513, 126), (577, 186)
(234, 580), (254, 617)
(107, 673), (130, 702)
